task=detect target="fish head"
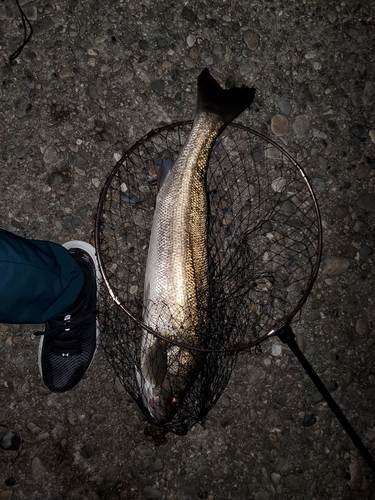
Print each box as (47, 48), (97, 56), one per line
(138, 337), (197, 423)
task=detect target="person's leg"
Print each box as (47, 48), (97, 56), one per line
(0, 229), (100, 392)
(0, 229), (85, 324)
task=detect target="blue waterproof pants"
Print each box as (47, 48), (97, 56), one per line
(0, 229), (84, 324)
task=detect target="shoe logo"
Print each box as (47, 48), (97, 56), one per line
(62, 353), (70, 357)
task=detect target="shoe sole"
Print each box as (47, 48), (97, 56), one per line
(38, 241), (102, 392)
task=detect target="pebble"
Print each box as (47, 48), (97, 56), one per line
(143, 486), (162, 499)
(80, 444), (96, 459)
(276, 98), (292, 115)
(357, 193), (375, 213)
(284, 474), (307, 492)
(186, 34), (196, 47)
(311, 178), (326, 192)
(33, 16), (55, 36)
(25, 74), (35, 89)
(271, 344), (282, 357)
(271, 472), (281, 485)
(359, 245), (372, 261)
(0, 431), (21, 450)
(23, 5), (37, 21)
(0, 120), (6, 134)
(356, 318), (368, 335)
(59, 68), (73, 78)
(369, 130), (375, 143)
(298, 83), (314, 104)
(150, 79), (165, 95)
(0, 3), (15, 20)
(292, 115), (312, 138)
(14, 145), (27, 158)
(243, 30), (259, 51)
(271, 177), (286, 192)
(323, 257), (350, 276)
(182, 6), (197, 22)
(350, 124), (367, 142)
(334, 205), (349, 219)
(327, 10), (338, 23)
(152, 458), (164, 472)
(31, 457), (45, 476)
(271, 114), (289, 136)
(43, 145), (57, 164)
(14, 96), (29, 112)
(302, 414), (316, 427)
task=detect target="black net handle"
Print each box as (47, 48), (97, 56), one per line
(278, 325), (375, 475)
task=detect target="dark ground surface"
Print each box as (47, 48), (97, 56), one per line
(1, 0), (375, 499)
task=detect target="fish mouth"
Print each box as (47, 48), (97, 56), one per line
(149, 396), (167, 422)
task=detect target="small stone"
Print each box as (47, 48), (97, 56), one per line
(152, 458), (164, 472)
(186, 34), (196, 47)
(43, 145), (57, 164)
(181, 6), (197, 22)
(276, 98), (292, 115)
(25, 74), (35, 89)
(14, 145), (27, 158)
(271, 114), (289, 136)
(327, 10), (338, 23)
(271, 472), (281, 485)
(292, 115), (311, 138)
(0, 3), (16, 20)
(350, 124), (367, 142)
(0, 431), (21, 451)
(362, 81), (375, 106)
(302, 414), (316, 427)
(359, 245), (372, 261)
(143, 486), (162, 499)
(298, 83), (314, 104)
(356, 318), (368, 335)
(284, 474), (307, 493)
(150, 79), (164, 95)
(80, 444), (96, 459)
(311, 178), (326, 192)
(139, 39), (149, 50)
(0, 120), (6, 134)
(324, 257), (350, 276)
(14, 96), (29, 111)
(357, 193), (375, 213)
(212, 43), (225, 57)
(33, 16), (55, 36)
(59, 68), (73, 78)
(304, 50), (316, 59)
(157, 38), (169, 50)
(271, 344), (282, 357)
(370, 130), (375, 143)
(76, 156), (88, 168)
(31, 457), (45, 476)
(23, 5), (37, 21)
(271, 177), (286, 192)
(243, 30), (259, 51)
(335, 205), (349, 219)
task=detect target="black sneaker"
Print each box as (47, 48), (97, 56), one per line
(36, 241), (101, 392)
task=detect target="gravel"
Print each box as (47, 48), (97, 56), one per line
(1, 0), (375, 499)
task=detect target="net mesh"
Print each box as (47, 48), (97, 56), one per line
(95, 122), (321, 435)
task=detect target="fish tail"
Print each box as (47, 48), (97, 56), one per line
(197, 68), (256, 126)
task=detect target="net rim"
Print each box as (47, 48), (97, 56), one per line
(94, 121), (323, 353)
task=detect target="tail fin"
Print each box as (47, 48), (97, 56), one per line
(197, 68), (256, 125)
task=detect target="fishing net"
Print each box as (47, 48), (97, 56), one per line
(95, 121), (322, 436)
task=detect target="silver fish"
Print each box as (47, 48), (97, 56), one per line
(136, 69), (256, 423)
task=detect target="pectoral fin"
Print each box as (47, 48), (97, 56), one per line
(157, 157), (173, 192)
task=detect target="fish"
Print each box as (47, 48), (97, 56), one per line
(136, 68), (256, 423)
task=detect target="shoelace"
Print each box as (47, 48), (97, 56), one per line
(34, 312), (96, 356)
